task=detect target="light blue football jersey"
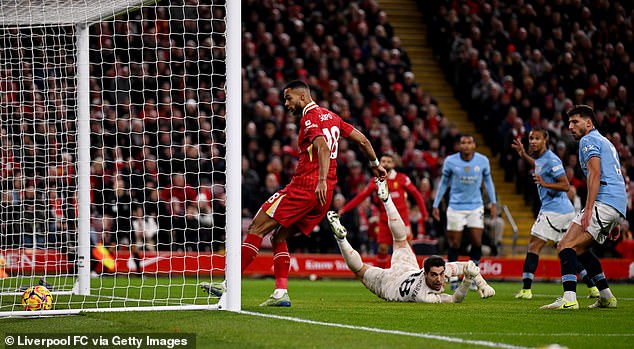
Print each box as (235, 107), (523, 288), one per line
(433, 152), (496, 210)
(534, 149), (575, 214)
(578, 129), (627, 216)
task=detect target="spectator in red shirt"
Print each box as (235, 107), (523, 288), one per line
(160, 173), (198, 213)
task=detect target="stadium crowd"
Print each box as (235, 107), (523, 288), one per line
(1, 0), (228, 253)
(240, 0), (457, 254)
(2, 0), (633, 258)
(1, 0), (449, 256)
(422, 0), (634, 257)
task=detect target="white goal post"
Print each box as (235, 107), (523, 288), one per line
(0, 0), (241, 316)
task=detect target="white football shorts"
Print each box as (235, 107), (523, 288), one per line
(531, 211), (576, 243)
(446, 207), (484, 231)
(571, 202), (623, 244)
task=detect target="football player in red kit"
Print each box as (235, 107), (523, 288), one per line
(205, 80), (387, 306)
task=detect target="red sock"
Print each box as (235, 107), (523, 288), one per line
(376, 251), (389, 269)
(273, 241), (290, 290)
(241, 234), (263, 272)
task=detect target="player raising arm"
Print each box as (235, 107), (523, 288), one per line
(511, 128), (599, 299)
(328, 178), (495, 303)
(203, 80), (386, 306)
(541, 105), (625, 310)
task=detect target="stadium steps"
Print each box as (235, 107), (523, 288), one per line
(379, 0), (535, 256)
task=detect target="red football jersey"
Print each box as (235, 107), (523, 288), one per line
(290, 101), (354, 190)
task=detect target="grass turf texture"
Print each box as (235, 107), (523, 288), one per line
(1, 277), (633, 349)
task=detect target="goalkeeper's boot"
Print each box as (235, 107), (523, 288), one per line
(327, 211), (347, 240)
(515, 289), (533, 299)
(375, 178), (389, 202)
(588, 296), (617, 309)
(587, 286), (600, 299)
(200, 282), (224, 297)
(259, 292), (291, 307)
(540, 297), (579, 310)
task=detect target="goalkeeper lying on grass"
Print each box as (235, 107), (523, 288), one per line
(327, 178), (495, 303)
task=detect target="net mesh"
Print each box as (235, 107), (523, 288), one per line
(0, 0), (228, 314)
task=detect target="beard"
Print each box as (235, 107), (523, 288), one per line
(287, 100), (305, 117)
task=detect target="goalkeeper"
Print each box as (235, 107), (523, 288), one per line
(327, 178), (495, 303)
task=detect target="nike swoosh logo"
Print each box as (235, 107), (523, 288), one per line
(140, 256), (165, 267)
(563, 304), (576, 308)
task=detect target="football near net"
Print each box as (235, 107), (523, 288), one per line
(0, 0), (242, 317)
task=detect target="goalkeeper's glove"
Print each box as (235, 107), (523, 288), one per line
(478, 283), (496, 299)
(462, 261), (480, 279)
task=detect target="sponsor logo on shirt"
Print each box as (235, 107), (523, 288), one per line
(582, 144), (597, 153)
(460, 176), (478, 184)
(319, 113), (333, 121)
(304, 120), (317, 131)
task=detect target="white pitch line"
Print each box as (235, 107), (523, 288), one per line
(240, 311), (531, 349)
(447, 333), (634, 337)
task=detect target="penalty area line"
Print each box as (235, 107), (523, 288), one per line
(240, 310), (530, 349)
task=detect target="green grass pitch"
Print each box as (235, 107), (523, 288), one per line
(1, 277), (633, 349)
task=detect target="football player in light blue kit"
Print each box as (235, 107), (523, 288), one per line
(432, 135), (496, 289)
(511, 128), (598, 299)
(542, 105), (625, 310)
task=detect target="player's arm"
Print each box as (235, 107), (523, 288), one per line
(483, 160), (497, 218)
(447, 261), (480, 303)
(432, 163), (451, 221)
(581, 156), (601, 230)
(346, 128), (387, 179)
(339, 181), (375, 215)
(535, 174), (570, 193)
(436, 277), (472, 303)
(511, 138), (535, 169)
(450, 277), (473, 303)
(404, 178), (428, 219)
(314, 135), (331, 206)
(444, 262), (495, 299)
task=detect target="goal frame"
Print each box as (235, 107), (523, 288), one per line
(0, 0), (241, 316)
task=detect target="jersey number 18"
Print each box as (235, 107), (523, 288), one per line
(322, 126), (340, 159)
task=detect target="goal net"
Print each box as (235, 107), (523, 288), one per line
(0, 0), (241, 316)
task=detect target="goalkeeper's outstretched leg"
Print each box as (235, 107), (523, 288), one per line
(328, 178), (494, 304)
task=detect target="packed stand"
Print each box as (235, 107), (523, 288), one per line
(1, 0), (504, 258)
(1, 26), (78, 250)
(241, 0), (502, 255)
(1, 0), (228, 253)
(87, 0), (228, 252)
(422, 0), (634, 257)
